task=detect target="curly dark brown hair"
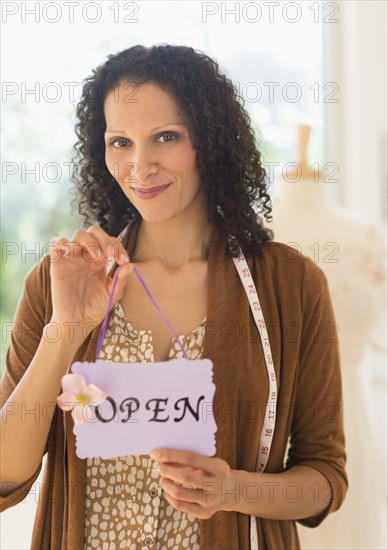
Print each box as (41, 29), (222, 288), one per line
(71, 43), (273, 256)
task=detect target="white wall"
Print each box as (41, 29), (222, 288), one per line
(324, 0), (387, 224)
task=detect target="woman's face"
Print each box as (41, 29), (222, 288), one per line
(104, 81), (206, 224)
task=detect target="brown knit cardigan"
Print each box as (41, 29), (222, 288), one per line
(0, 220), (348, 549)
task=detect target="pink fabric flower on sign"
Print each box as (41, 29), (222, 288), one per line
(57, 373), (107, 426)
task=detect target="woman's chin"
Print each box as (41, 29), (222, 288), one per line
(137, 211), (174, 225)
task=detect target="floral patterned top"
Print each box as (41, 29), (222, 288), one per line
(84, 302), (206, 550)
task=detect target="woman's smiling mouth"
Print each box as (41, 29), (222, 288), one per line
(131, 183), (172, 200)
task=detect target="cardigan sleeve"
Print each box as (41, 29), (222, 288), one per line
(0, 256), (51, 511)
(285, 257), (348, 528)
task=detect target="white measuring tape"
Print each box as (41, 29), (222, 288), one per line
(110, 227), (277, 550)
(229, 237), (277, 550)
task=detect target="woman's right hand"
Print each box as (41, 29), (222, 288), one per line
(48, 225), (134, 338)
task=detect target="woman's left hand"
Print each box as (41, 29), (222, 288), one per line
(150, 448), (239, 519)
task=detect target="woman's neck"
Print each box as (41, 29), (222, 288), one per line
(134, 211), (213, 269)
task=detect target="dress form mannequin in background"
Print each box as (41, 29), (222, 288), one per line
(269, 125), (387, 550)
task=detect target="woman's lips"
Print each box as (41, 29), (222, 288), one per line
(131, 183), (171, 200)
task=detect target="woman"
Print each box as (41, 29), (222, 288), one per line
(0, 44), (347, 549)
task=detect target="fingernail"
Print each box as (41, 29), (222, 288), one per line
(120, 254), (130, 263)
(150, 450), (160, 459)
(153, 461), (160, 471)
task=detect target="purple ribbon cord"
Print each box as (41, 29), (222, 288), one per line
(96, 266), (188, 361)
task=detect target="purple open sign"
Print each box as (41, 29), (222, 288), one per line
(71, 358), (217, 459)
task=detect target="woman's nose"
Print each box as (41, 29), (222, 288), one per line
(123, 145), (159, 184)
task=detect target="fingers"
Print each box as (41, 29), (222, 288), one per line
(160, 477), (202, 503)
(49, 226), (130, 266)
(157, 462), (205, 489)
(86, 225), (130, 265)
(106, 263), (134, 301)
(48, 237), (70, 262)
(151, 448), (230, 517)
(150, 448), (215, 474)
(162, 490), (203, 518)
(159, 465), (221, 520)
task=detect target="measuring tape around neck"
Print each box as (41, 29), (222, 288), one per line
(229, 237), (277, 550)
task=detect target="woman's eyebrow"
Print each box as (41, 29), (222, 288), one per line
(105, 122), (186, 134)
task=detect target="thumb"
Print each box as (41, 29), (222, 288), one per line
(108, 263), (134, 302)
(48, 240), (66, 264)
(117, 262), (135, 284)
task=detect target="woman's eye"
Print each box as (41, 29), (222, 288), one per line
(109, 132), (179, 148)
(157, 132), (178, 143)
(110, 138), (129, 148)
